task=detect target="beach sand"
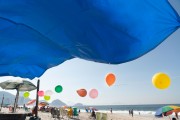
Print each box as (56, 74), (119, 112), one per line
(78, 112), (170, 120)
(0, 108), (175, 120)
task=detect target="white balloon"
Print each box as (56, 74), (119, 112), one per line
(45, 90), (53, 96)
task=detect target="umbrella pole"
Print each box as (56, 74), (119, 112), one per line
(0, 94), (4, 111)
(35, 79), (40, 118)
(13, 88), (19, 113)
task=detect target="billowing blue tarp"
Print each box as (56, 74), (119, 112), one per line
(0, 0), (179, 79)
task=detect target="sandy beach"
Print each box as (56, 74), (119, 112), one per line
(78, 112), (171, 120)
(1, 107), (175, 120)
(34, 112), (174, 120)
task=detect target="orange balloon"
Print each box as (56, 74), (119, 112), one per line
(106, 73), (116, 86)
(77, 89), (87, 97)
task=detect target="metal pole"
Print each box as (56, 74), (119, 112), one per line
(13, 88), (19, 113)
(0, 94), (4, 111)
(35, 79), (40, 117)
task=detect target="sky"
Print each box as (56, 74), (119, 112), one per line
(0, 0), (180, 106)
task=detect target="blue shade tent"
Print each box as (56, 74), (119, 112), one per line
(0, 0), (179, 79)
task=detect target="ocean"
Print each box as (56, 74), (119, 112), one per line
(77, 104), (180, 115)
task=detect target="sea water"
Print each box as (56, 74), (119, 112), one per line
(76, 104), (180, 115)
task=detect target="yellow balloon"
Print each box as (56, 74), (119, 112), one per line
(44, 95), (50, 101)
(152, 73), (171, 89)
(23, 91), (30, 98)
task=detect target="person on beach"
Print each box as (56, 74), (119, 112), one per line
(110, 108), (112, 113)
(129, 110), (131, 115)
(23, 104), (28, 111)
(91, 109), (96, 119)
(85, 107), (88, 112)
(131, 109), (134, 117)
(175, 113), (178, 119)
(32, 106), (37, 116)
(51, 107), (55, 118)
(162, 112), (167, 118)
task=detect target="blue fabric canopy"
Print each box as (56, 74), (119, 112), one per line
(0, 0), (179, 79)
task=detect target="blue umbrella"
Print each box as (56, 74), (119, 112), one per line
(0, 0), (179, 79)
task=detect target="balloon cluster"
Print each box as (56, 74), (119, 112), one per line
(38, 85), (63, 101)
(34, 72), (170, 102)
(76, 88), (98, 99)
(105, 72), (171, 90)
(76, 73), (117, 99)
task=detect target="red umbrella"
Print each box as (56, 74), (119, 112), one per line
(26, 99), (36, 105)
(38, 101), (49, 107)
(89, 107), (98, 111)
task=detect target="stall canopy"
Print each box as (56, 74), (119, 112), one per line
(0, 0), (179, 79)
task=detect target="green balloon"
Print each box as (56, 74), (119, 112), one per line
(44, 95), (50, 101)
(55, 85), (63, 93)
(23, 92), (30, 98)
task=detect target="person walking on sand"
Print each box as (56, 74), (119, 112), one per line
(129, 110), (131, 115)
(91, 109), (96, 119)
(110, 108), (112, 113)
(131, 109), (134, 117)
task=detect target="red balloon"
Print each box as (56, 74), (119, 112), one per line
(77, 89), (87, 97)
(38, 90), (44, 97)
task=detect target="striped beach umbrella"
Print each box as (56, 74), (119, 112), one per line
(155, 105), (180, 117)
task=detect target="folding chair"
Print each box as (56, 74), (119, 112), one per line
(101, 113), (107, 120)
(96, 112), (102, 120)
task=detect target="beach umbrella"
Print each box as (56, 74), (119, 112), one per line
(26, 99), (36, 106)
(0, 1), (179, 79)
(89, 107), (98, 111)
(0, 79), (36, 112)
(38, 101), (49, 107)
(62, 106), (68, 109)
(155, 106), (178, 117)
(169, 106), (180, 113)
